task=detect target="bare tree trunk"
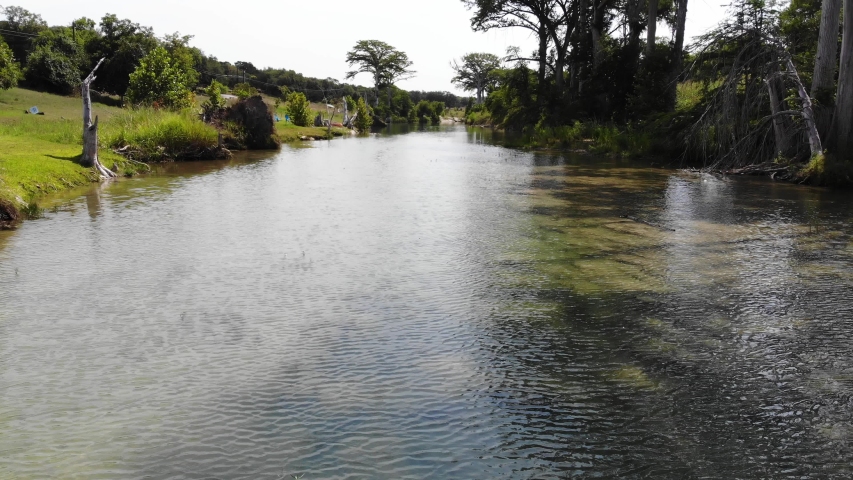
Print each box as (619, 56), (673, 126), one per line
(788, 59), (824, 157)
(647, 0), (659, 55)
(667, 0), (689, 111)
(767, 76), (791, 157)
(812, 0), (842, 139)
(537, 24), (549, 106)
(591, 0), (605, 71)
(833, 0), (853, 159)
(81, 58), (116, 178)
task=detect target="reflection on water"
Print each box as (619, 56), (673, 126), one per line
(1, 126), (852, 478)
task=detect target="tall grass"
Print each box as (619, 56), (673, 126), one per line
(104, 109), (219, 161)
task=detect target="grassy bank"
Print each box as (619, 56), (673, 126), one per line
(0, 88), (144, 224)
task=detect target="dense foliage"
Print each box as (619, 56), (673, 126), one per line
(0, 38), (20, 90)
(460, 0), (853, 174)
(286, 92), (312, 127)
(126, 47), (194, 109)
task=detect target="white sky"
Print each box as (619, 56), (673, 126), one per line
(16, 0), (728, 95)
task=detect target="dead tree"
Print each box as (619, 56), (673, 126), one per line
(81, 58), (116, 178)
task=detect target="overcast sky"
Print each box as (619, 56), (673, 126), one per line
(16, 0), (728, 95)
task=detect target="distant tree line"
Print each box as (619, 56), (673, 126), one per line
(0, 6), (467, 110)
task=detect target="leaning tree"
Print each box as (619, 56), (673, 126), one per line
(345, 40), (415, 111)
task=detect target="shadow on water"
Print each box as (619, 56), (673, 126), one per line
(486, 155), (853, 477)
(2, 129), (853, 478)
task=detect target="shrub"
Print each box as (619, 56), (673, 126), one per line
(353, 96), (373, 132)
(287, 92), (312, 127)
(232, 82), (259, 100)
(126, 47), (194, 110)
(0, 39), (21, 90)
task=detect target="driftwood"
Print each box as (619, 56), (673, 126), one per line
(81, 58), (115, 178)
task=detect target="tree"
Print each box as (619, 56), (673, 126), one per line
(810, 0), (842, 138)
(451, 52), (502, 103)
(834, 0), (853, 158)
(126, 46), (193, 109)
(24, 30), (83, 94)
(0, 6), (47, 63)
(345, 40), (415, 108)
(287, 91), (312, 126)
(353, 96), (373, 132)
(0, 37), (21, 90)
(87, 14), (157, 97)
(463, 0), (551, 104)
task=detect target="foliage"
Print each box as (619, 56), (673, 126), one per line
(0, 5), (48, 62)
(286, 91), (312, 127)
(345, 40), (415, 105)
(23, 30), (85, 95)
(0, 38), (20, 90)
(201, 79), (226, 114)
(126, 46), (194, 110)
(451, 52), (502, 103)
(88, 14), (158, 97)
(232, 82), (259, 100)
(353, 96), (373, 132)
(415, 100), (445, 124)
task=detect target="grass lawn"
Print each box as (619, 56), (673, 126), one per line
(0, 88), (138, 220)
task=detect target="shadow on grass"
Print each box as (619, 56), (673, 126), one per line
(45, 154), (82, 163)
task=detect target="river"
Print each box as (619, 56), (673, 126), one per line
(1, 126), (852, 478)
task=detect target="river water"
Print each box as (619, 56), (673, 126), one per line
(1, 126), (853, 479)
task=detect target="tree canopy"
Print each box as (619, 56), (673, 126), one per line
(345, 40), (415, 106)
(126, 46), (194, 109)
(451, 52), (502, 103)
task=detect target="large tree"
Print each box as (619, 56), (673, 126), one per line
(451, 52), (502, 103)
(462, 0), (552, 103)
(811, 0), (842, 138)
(345, 40), (415, 108)
(834, 0), (853, 158)
(87, 14), (157, 98)
(0, 6), (47, 63)
(24, 29), (83, 94)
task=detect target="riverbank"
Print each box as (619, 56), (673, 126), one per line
(0, 88), (352, 227)
(0, 88), (145, 226)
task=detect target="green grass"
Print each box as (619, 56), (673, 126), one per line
(0, 88), (145, 223)
(103, 109), (220, 161)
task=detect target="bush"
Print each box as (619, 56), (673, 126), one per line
(24, 41), (80, 95)
(201, 80), (226, 117)
(0, 39), (21, 91)
(126, 47), (194, 110)
(232, 82), (259, 100)
(287, 92), (312, 127)
(353, 96), (373, 132)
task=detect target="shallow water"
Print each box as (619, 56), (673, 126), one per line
(1, 126), (853, 478)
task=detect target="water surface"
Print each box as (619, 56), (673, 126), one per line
(1, 126), (852, 478)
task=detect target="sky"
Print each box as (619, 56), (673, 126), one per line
(15, 0), (730, 95)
